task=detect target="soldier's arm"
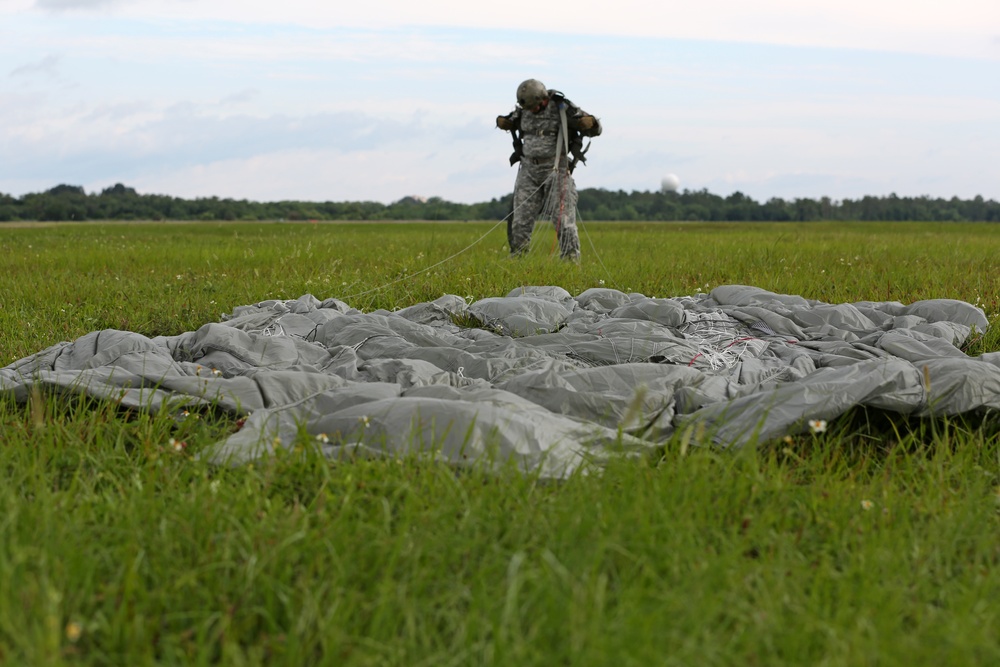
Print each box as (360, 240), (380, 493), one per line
(569, 107), (602, 137)
(496, 108), (521, 132)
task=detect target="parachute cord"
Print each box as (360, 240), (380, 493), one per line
(527, 170), (560, 255)
(339, 220), (504, 302)
(340, 178), (549, 303)
(551, 167), (565, 256)
(575, 205), (621, 291)
(549, 108), (569, 256)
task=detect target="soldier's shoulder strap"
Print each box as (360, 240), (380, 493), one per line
(548, 90), (579, 113)
(548, 91), (590, 173)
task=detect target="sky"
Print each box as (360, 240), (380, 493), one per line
(2, 0), (999, 205)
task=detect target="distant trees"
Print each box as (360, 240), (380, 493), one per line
(0, 183), (998, 223)
(574, 188), (1000, 223)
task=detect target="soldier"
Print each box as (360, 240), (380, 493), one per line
(496, 79), (602, 261)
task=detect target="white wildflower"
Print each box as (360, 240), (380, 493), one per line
(808, 419), (827, 434)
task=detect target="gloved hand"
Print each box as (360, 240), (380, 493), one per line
(573, 115), (596, 131)
(496, 115), (514, 131)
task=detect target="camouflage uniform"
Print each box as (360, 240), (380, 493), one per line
(498, 86), (601, 260)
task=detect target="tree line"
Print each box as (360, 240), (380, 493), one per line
(2, 183), (998, 223)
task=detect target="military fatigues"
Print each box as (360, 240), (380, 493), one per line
(499, 90), (601, 260)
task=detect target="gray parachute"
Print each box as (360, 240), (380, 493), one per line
(2, 285), (994, 479)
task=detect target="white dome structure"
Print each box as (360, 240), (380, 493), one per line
(660, 173), (681, 193)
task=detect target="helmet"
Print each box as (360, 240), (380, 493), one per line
(516, 79), (549, 109)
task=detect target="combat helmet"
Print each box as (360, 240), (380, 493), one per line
(516, 79), (549, 109)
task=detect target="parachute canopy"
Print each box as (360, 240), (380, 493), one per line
(2, 285), (994, 478)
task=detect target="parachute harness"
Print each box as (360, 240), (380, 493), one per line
(540, 101), (573, 257)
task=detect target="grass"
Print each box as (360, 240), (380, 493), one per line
(1, 220), (999, 665)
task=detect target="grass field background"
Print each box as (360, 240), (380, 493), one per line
(1, 220), (999, 665)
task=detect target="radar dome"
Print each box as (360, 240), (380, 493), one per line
(660, 174), (681, 193)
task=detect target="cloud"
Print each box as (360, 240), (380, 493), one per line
(5, 1), (998, 61)
(34, 0), (121, 10)
(4, 108), (421, 170)
(0, 99), (509, 201)
(9, 54), (61, 77)
(2, 3), (998, 203)
(26, 0), (994, 60)
(219, 88), (260, 106)
(121, 145), (508, 204)
(707, 171), (879, 202)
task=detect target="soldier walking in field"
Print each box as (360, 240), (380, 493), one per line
(496, 79), (602, 261)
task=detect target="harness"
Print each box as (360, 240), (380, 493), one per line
(507, 91), (592, 173)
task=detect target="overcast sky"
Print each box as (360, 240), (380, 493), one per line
(2, 0), (999, 204)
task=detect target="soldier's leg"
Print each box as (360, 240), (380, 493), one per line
(556, 171), (581, 261)
(510, 167), (543, 256)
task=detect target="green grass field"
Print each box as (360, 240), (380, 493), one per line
(1, 220), (999, 666)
